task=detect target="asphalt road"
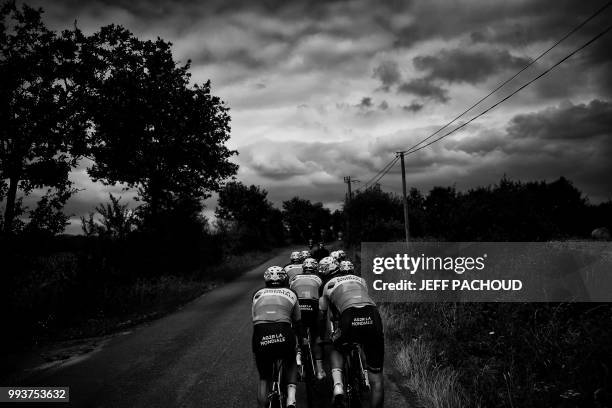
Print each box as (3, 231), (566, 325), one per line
(16, 249), (409, 408)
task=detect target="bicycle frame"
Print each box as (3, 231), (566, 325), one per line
(342, 343), (371, 407)
(268, 359), (285, 408)
(303, 328), (317, 379)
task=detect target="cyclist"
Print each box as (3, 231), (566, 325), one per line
(300, 249), (311, 261)
(289, 257), (326, 380)
(287, 251), (302, 266)
(319, 260), (384, 408)
(331, 249), (347, 262)
(312, 242), (330, 261)
(315, 256), (340, 384)
(252, 266), (303, 408)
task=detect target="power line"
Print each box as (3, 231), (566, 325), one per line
(402, 22), (612, 156)
(355, 156), (399, 191)
(365, 156), (399, 190)
(350, 1), (611, 192)
(402, 0), (612, 155)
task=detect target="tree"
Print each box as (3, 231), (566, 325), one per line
(216, 181), (284, 249)
(345, 186), (403, 244)
(81, 25), (237, 227)
(282, 197), (332, 243)
(0, 3), (87, 234)
(81, 193), (136, 239)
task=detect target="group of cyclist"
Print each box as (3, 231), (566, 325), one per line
(251, 247), (384, 408)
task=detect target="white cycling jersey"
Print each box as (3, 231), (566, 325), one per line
(252, 287), (301, 325)
(290, 274), (322, 301)
(284, 264), (303, 281)
(319, 274), (375, 315)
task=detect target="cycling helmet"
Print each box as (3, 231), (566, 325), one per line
(290, 251), (302, 264)
(339, 260), (355, 274)
(300, 250), (311, 260)
(318, 256), (339, 278)
(302, 257), (318, 273)
(284, 264), (302, 273)
(264, 266), (288, 287)
(335, 249), (347, 261)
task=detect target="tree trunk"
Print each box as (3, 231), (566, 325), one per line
(3, 175), (19, 235)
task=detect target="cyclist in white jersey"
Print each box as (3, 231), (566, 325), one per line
(252, 266), (303, 408)
(319, 260), (384, 408)
(289, 257), (326, 380)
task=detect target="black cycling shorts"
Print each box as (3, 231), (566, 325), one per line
(298, 299), (319, 336)
(252, 322), (296, 380)
(336, 305), (384, 373)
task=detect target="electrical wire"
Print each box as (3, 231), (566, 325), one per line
(402, 23), (612, 156)
(402, 0), (611, 155)
(355, 155), (399, 191)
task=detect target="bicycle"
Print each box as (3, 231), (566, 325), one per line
(298, 328), (318, 408)
(267, 358), (286, 408)
(340, 342), (370, 408)
(329, 320), (371, 408)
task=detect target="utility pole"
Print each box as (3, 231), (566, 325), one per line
(398, 152), (410, 244)
(343, 176), (353, 202)
(343, 176), (352, 244)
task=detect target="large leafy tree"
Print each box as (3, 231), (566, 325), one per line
(0, 3), (87, 234)
(282, 197), (332, 243)
(216, 181), (284, 248)
(81, 25), (237, 226)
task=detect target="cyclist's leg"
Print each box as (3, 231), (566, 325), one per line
(307, 300), (326, 379)
(368, 371), (384, 408)
(330, 307), (355, 404)
(252, 332), (273, 408)
(358, 306), (385, 408)
(283, 324), (298, 407)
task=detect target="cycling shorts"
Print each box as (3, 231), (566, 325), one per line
(252, 322), (296, 380)
(336, 305), (384, 373)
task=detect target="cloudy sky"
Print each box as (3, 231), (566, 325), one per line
(24, 0), (612, 233)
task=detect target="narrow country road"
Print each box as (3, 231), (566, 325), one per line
(15, 249), (409, 408)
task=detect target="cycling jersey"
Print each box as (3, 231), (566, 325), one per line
(252, 287), (301, 325)
(284, 264), (303, 281)
(289, 274), (322, 301)
(319, 274), (376, 315)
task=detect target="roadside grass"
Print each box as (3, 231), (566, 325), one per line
(380, 304), (468, 408)
(6, 246), (285, 349)
(347, 241), (612, 407)
(379, 302), (612, 408)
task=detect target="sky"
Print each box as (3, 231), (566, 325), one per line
(20, 0), (612, 233)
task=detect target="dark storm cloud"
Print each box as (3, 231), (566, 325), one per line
(402, 102), (424, 112)
(391, 0), (610, 49)
(398, 79), (448, 103)
(440, 99), (612, 200)
(358, 97), (373, 109)
(373, 60), (401, 91)
(413, 49), (531, 84)
(507, 99), (612, 141)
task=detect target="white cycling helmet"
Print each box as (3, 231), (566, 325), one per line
(335, 249), (347, 261)
(300, 250), (311, 260)
(339, 260), (355, 274)
(290, 251), (302, 264)
(302, 257), (318, 273)
(264, 266), (288, 287)
(318, 256), (339, 278)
